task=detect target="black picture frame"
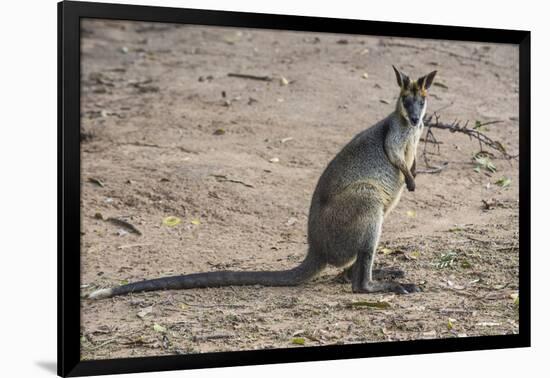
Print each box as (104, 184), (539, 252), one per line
(58, 1), (531, 376)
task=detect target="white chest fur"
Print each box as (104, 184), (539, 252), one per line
(404, 123), (423, 168)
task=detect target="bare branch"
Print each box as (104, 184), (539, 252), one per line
(418, 111), (516, 175)
(416, 162), (449, 175)
(423, 113), (516, 160)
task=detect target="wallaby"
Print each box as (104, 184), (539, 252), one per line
(89, 66), (437, 299)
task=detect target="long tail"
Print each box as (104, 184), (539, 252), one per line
(88, 253), (324, 299)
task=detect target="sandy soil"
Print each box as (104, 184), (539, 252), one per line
(79, 19), (520, 360)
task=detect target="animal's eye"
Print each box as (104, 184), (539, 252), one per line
(402, 96), (412, 106)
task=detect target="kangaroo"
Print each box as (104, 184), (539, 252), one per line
(89, 66), (437, 299)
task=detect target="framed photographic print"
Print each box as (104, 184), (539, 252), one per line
(58, 0), (530, 376)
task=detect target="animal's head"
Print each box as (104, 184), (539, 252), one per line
(392, 65), (437, 127)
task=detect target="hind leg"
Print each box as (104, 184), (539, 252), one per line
(351, 209), (420, 294)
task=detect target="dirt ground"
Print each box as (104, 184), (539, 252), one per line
(79, 19), (520, 360)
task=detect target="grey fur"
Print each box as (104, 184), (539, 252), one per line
(88, 66), (436, 299)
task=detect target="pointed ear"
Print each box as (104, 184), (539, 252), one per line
(392, 65), (410, 89)
(418, 70), (437, 90)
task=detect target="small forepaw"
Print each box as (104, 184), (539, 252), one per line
(406, 179), (416, 192)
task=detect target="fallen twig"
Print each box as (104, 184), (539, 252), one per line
(424, 113), (513, 159)
(211, 174), (254, 188)
(192, 333), (235, 342)
(227, 73), (273, 81)
(107, 217), (142, 236)
(462, 234), (491, 244)
(181, 301), (246, 309)
(88, 177), (105, 187)
(86, 337), (118, 351)
(116, 141), (199, 154)
(419, 111), (517, 172)
(421, 118), (441, 169)
(416, 162), (449, 175)
(438, 308), (474, 315)
(117, 243), (153, 249)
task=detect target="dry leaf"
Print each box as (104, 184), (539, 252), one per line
(510, 292), (519, 306)
(137, 306), (153, 319)
(409, 250), (421, 259)
(447, 317), (456, 330)
(495, 177), (511, 188)
(286, 217), (298, 226)
(213, 128), (225, 135)
(162, 216), (181, 227)
(153, 323), (167, 333)
(291, 337), (305, 345)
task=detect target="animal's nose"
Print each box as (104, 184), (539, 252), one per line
(410, 116), (419, 125)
